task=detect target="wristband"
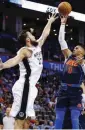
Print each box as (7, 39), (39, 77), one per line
(61, 23), (65, 25)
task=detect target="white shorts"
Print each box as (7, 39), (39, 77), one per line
(10, 78), (38, 119)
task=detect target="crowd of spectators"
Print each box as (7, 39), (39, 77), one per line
(0, 67), (18, 115)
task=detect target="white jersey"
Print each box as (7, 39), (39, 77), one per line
(18, 45), (43, 86)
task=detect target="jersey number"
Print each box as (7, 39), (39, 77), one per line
(37, 58), (42, 65)
(68, 66), (73, 74)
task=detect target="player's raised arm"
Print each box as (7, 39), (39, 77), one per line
(37, 13), (58, 47)
(58, 16), (72, 59)
(0, 48), (32, 70)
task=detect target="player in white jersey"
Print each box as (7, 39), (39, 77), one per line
(0, 13), (57, 129)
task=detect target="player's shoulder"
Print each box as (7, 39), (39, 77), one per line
(17, 47), (32, 54)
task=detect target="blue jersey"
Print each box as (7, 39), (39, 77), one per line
(61, 55), (84, 85)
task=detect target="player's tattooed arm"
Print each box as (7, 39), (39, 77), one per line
(37, 13), (58, 47)
(0, 48), (32, 70)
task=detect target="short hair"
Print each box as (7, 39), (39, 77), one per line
(18, 28), (35, 47)
(78, 44), (85, 57)
(18, 30), (28, 46)
(78, 44), (85, 51)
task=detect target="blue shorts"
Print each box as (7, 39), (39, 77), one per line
(56, 87), (83, 109)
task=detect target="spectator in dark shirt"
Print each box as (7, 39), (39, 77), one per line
(0, 112), (3, 129)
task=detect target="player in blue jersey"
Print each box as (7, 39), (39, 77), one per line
(55, 16), (85, 129)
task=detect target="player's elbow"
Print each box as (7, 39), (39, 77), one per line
(10, 57), (20, 67)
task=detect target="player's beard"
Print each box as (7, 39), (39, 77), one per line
(31, 41), (38, 47)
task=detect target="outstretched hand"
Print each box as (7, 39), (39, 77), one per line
(0, 58), (3, 70)
(47, 13), (59, 23)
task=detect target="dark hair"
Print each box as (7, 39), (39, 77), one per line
(18, 30), (28, 46)
(18, 29), (35, 47)
(78, 44), (85, 57)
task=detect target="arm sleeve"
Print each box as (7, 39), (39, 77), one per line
(58, 24), (68, 50)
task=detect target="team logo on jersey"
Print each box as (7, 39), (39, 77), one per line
(19, 112), (24, 117)
(34, 51), (42, 65)
(66, 59), (78, 66)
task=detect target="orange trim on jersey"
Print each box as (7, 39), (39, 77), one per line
(68, 66), (73, 74)
(66, 59), (78, 66)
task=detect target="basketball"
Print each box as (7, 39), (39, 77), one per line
(58, 2), (72, 16)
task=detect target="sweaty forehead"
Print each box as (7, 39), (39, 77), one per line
(78, 45), (85, 51)
(75, 45), (79, 48)
(26, 32), (32, 39)
(76, 45), (85, 54)
(26, 31), (30, 35)
(26, 31), (32, 36)
(75, 46), (83, 49)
